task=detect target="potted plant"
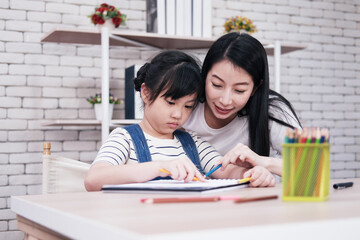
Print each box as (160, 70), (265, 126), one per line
(223, 16), (257, 34)
(88, 3), (127, 29)
(87, 93), (123, 120)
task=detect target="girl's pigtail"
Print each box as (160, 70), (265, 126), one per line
(134, 63), (151, 92)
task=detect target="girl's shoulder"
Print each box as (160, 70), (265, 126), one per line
(109, 127), (133, 142)
(181, 129), (211, 148)
(181, 129), (198, 138)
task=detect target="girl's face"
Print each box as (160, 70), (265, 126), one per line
(204, 59), (254, 129)
(140, 86), (197, 139)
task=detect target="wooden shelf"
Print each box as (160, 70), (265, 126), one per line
(42, 119), (140, 127)
(41, 27), (215, 50)
(41, 27), (306, 55)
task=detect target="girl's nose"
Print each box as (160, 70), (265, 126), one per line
(171, 107), (182, 119)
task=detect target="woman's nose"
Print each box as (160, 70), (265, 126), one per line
(219, 91), (232, 106)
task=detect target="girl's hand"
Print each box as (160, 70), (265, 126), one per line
(244, 166), (275, 187)
(219, 143), (264, 170)
(161, 158), (206, 182)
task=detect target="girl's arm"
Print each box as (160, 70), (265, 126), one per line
(85, 161), (166, 191)
(85, 157), (206, 191)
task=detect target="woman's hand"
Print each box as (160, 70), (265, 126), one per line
(160, 158), (206, 182)
(218, 143), (282, 176)
(244, 166), (275, 187)
(220, 143), (264, 169)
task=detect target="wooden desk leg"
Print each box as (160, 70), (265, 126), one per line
(16, 215), (72, 240)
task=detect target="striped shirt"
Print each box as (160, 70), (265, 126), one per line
(93, 127), (222, 174)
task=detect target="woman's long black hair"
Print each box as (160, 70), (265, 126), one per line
(201, 33), (301, 156)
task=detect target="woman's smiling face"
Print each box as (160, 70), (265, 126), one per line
(204, 59), (254, 129)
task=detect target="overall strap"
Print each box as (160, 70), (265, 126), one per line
(174, 130), (205, 175)
(124, 124), (171, 180)
(123, 124), (151, 163)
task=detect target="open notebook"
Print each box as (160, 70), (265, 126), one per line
(102, 179), (249, 194)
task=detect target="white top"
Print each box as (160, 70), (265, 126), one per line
(183, 103), (301, 158)
(93, 127), (222, 174)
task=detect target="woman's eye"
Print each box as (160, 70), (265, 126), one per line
(235, 90), (245, 94)
(212, 83), (221, 88)
(166, 100), (175, 105)
(185, 105), (194, 109)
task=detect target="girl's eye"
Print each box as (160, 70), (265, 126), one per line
(185, 105), (194, 109)
(166, 100), (175, 105)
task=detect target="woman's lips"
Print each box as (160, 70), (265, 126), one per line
(215, 105), (233, 115)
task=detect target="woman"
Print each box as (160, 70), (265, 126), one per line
(183, 32), (301, 178)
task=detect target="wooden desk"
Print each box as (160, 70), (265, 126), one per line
(11, 179), (360, 240)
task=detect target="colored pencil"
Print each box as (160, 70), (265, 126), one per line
(141, 196), (220, 204)
(284, 128), (291, 143)
(238, 177), (251, 184)
(140, 195), (278, 204)
(234, 195), (278, 203)
(304, 128), (322, 196)
(159, 168), (200, 181)
(205, 164), (222, 177)
(219, 195), (242, 201)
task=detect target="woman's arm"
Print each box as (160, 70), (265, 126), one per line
(258, 156), (282, 176)
(192, 131), (275, 186)
(217, 143), (282, 176)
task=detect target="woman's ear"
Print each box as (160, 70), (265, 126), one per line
(251, 80), (263, 96)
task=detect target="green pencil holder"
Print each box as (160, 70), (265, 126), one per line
(282, 143), (330, 202)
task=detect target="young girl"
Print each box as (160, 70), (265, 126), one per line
(85, 50), (274, 191)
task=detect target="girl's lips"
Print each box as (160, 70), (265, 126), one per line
(215, 105), (233, 114)
(168, 123), (178, 129)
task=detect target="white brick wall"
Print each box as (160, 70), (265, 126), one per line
(0, 0), (359, 238)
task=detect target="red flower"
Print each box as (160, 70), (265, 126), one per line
(97, 16), (105, 24)
(112, 17), (122, 27)
(97, 7), (108, 13)
(91, 14), (97, 23)
(91, 14), (105, 25)
(88, 3), (127, 28)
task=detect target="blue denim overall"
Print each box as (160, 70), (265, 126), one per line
(124, 124), (204, 180)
